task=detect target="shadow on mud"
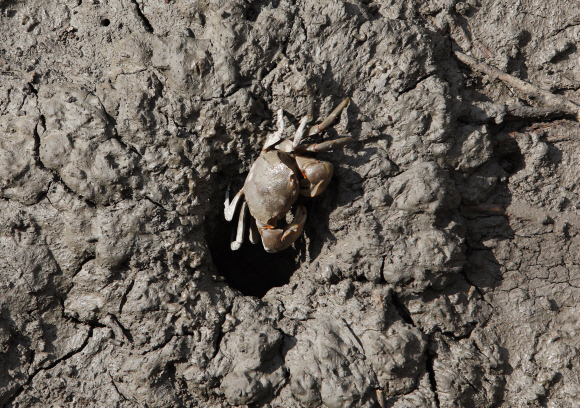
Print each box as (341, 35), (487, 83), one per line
(207, 203), (305, 298)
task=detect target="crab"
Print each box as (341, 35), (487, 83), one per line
(224, 98), (352, 253)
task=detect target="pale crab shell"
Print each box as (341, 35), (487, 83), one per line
(243, 150), (300, 225)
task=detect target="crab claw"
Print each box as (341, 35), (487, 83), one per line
(256, 205), (307, 253)
(296, 156), (334, 197)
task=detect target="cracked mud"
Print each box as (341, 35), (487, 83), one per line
(1, 0), (580, 407)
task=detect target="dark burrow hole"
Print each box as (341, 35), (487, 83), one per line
(497, 149), (525, 174)
(208, 207), (302, 298)
(101, 18), (110, 26)
(494, 132), (525, 175)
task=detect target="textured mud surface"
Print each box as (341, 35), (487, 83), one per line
(1, 0), (580, 407)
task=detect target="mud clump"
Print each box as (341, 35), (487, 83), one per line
(1, 0), (580, 407)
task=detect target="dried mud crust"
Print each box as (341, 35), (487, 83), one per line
(0, 0), (579, 407)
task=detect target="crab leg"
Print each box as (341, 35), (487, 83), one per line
(231, 201), (248, 251)
(256, 205), (307, 253)
(224, 187), (244, 222)
(308, 97), (350, 136)
(263, 109), (286, 151)
(300, 137), (352, 153)
(249, 218), (260, 244)
(292, 116), (311, 149)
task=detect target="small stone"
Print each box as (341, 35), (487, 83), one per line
(353, 33), (367, 42)
(540, 215), (554, 225)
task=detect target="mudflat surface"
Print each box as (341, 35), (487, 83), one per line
(1, 0), (580, 407)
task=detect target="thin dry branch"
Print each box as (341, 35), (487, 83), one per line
(455, 51), (580, 120)
(504, 104), (576, 121)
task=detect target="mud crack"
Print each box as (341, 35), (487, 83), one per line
(130, 0), (154, 33)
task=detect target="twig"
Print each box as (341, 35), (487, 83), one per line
(461, 203), (507, 216)
(455, 51), (580, 119)
(530, 120), (580, 142)
(504, 104), (576, 121)
(447, 14), (472, 51)
(494, 120), (579, 154)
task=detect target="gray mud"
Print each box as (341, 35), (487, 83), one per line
(1, 0), (580, 407)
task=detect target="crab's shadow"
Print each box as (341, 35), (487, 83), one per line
(300, 144), (372, 261)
